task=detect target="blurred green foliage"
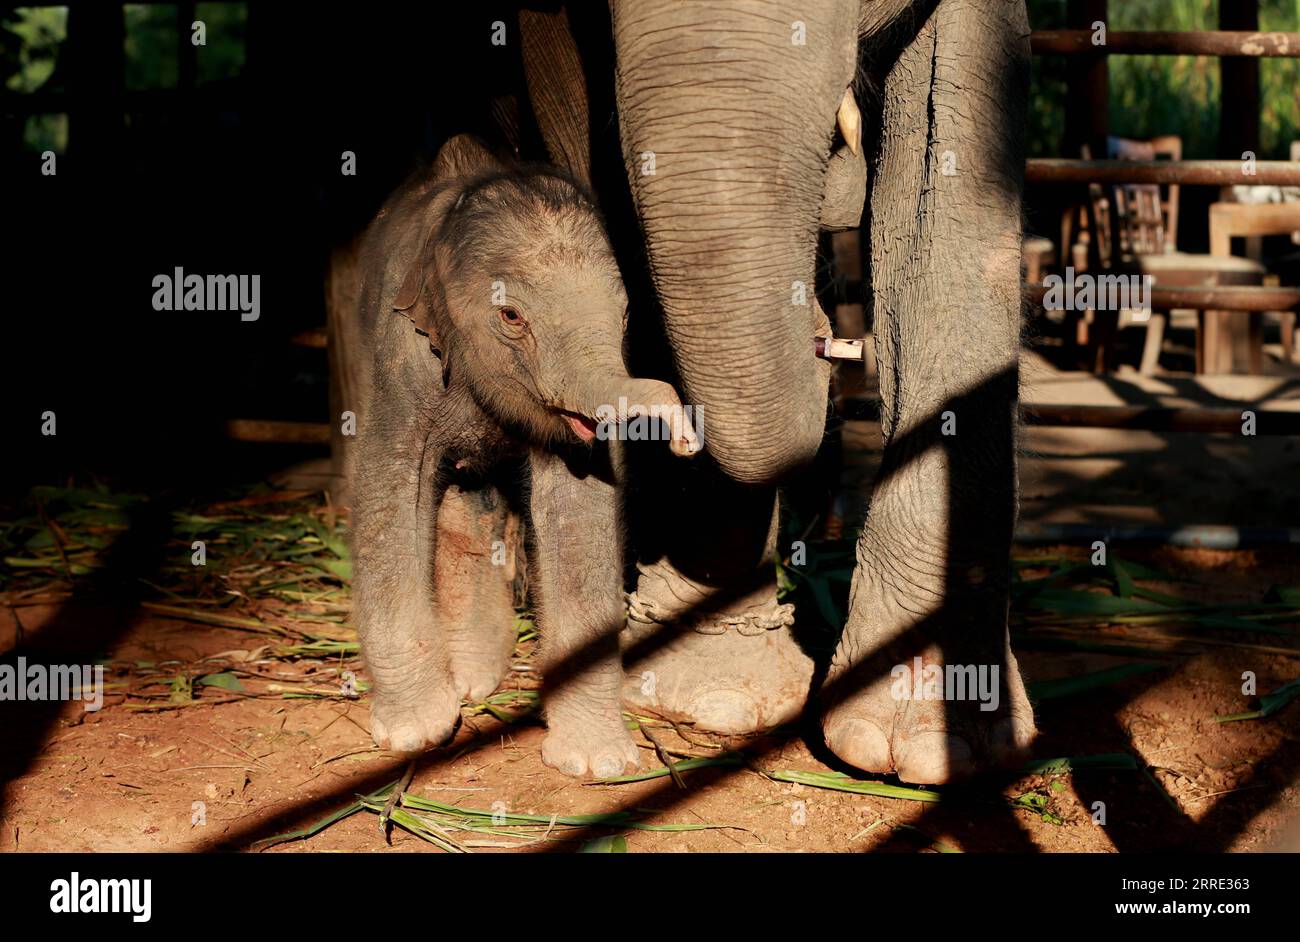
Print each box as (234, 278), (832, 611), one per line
(2, 3), (247, 153)
(1028, 0), (1300, 158)
(124, 3), (179, 90)
(2, 7), (68, 152)
(123, 2), (247, 89)
(1, 5), (64, 93)
(195, 2), (248, 84)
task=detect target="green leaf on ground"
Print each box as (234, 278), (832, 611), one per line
(1216, 677), (1300, 723)
(765, 769), (942, 803)
(1108, 557), (1135, 599)
(1028, 663), (1161, 702)
(1023, 588), (1168, 616)
(1265, 585), (1300, 605)
(595, 754), (745, 784)
(195, 671), (244, 693)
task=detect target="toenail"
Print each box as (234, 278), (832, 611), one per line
(897, 732), (973, 784)
(824, 716), (892, 772)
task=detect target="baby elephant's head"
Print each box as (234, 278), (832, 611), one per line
(397, 162), (698, 456)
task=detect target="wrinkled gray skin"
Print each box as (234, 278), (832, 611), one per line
(516, 0), (1037, 783)
(345, 135), (694, 778)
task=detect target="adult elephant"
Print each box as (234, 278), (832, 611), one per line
(506, 0), (1036, 784)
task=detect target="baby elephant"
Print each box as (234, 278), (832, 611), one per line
(347, 134), (697, 778)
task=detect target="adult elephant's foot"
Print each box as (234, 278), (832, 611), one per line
(821, 556), (1036, 783)
(821, 643), (1035, 784)
(623, 625), (814, 733)
(621, 558), (813, 734)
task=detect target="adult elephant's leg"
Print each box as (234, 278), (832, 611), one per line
(621, 456), (813, 735)
(821, 0), (1036, 783)
(608, 0), (859, 734)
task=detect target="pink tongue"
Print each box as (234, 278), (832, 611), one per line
(566, 414), (597, 442)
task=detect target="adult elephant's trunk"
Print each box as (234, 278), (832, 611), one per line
(612, 0), (860, 484)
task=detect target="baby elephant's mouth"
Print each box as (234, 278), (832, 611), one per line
(560, 411), (599, 443)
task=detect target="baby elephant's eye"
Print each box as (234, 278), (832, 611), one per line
(499, 307), (523, 325)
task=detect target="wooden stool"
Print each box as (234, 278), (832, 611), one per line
(1122, 253), (1265, 374)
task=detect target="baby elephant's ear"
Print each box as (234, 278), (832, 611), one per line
(394, 263), (452, 387)
(392, 260), (440, 350)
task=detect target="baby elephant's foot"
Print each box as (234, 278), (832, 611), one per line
(368, 671), (462, 754)
(541, 720), (640, 779)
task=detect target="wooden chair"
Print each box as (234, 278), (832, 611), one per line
(1282, 141), (1300, 362)
(1217, 209), (1300, 370)
(1261, 141), (1300, 364)
(1107, 135), (1181, 257)
(1064, 135), (1265, 374)
(1211, 140), (1300, 369)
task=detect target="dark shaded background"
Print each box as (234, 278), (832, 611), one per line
(7, 1), (1298, 498)
(2, 2), (539, 495)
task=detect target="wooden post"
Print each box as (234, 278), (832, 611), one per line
(1063, 0), (1109, 161)
(178, 2), (198, 92)
(1213, 0), (1262, 374)
(1219, 2), (1261, 162)
(1060, 1), (1108, 368)
(64, 1), (124, 162)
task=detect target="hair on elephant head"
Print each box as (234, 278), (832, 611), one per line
(394, 135), (699, 456)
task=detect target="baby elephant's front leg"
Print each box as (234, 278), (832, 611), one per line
(529, 450), (639, 779)
(351, 421), (461, 754)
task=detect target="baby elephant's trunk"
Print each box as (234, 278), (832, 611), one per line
(577, 375), (701, 458)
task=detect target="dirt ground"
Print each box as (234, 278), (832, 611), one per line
(2, 506), (1297, 852)
(0, 547), (1298, 854)
(3, 330), (1299, 853)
